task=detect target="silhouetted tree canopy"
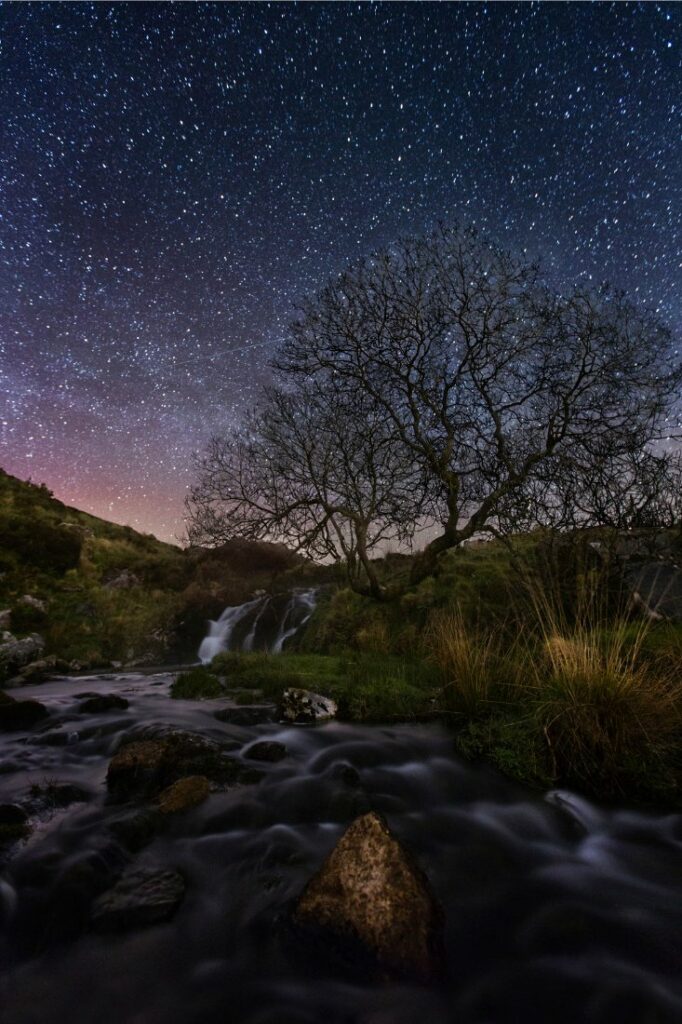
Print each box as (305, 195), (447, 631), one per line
(187, 225), (682, 597)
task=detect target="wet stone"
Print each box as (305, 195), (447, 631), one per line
(90, 866), (185, 931)
(293, 811), (444, 982)
(106, 730), (256, 802)
(0, 696), (49, 731)
(78, 694), (129, 713)
(156, 775), (210, 814)
(0, 803), (30, 841)
(0, 803), (28, 826)
(244, 740), (287, 762)
(214, 704), (277, 726)
(109, 808), (165, 852)
(279, 688), (337, 725)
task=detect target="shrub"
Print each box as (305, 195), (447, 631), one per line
(171, 667), (224, 699)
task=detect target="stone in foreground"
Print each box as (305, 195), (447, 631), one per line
(91, 866), (185, 930)
(279, 688), (337, 725)
(293, 811), (444, 981)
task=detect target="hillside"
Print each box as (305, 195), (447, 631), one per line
(0, 469), (319, 672)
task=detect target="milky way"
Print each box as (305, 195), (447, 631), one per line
(1, 2), (680, 542)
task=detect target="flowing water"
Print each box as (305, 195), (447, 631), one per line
(1, 671), (681, 1024)
(198, 589), (317, 663)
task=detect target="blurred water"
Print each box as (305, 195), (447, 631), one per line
(0, 671), (680, 1024)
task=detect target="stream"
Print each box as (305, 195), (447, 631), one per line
(0, 671), (681, 1024)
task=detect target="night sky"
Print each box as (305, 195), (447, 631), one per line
(2, 2), (680, 543)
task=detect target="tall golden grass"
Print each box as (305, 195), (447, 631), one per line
(429, 583), (682, 793)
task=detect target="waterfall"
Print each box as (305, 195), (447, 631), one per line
(198, 588), (317, 663)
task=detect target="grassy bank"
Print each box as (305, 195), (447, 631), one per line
(0, 469), (326, 670)
(168, 529), (682, 807)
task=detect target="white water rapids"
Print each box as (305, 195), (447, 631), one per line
(198, 589), (317, 663)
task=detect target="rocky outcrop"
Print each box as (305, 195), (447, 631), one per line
(156, 775), (210, 814)
(279, 688), (337, 725)
(293, 811), (444, 982)
(90, 866), (185, 930)
(104, 569), (141, 590)
(106, 730), (257, 802)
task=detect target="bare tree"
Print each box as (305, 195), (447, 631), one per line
(275, 225), (682, 583)
(186, 381), (424, 598)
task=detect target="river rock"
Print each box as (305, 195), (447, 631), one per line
(214, 704), (277, 726)
(13, 655), (57, 685)
(0, 610), (11, 629)
(156, 775), (210, 814)
(106, 730), (250, 801)
(244, 740), (287, 762)
(79, 694), (129, 713)
(0, 693), (49, 731)
(293, 811), (444, 981)
(91, 866), (185, 930)
(0, 633), (45, 674)
(279, 688), (337, 725)
(109, 808), (164, 851)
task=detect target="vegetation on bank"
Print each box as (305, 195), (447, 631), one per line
(0, 469), (327, 671)
(165, 530), (682, 807)
(3, 467), (681, 807)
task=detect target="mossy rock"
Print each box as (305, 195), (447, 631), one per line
(106, 730), (257, 802)
(156, 775), (211, 814)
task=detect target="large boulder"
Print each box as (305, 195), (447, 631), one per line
(293, 811), (444, 981)
(279, 688), (337, 725)
(106, 730), (256, 802)
(90, 866), (185, 930)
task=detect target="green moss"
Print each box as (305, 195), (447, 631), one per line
(170, 667), (224, 699)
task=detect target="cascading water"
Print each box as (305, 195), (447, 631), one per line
(198, 588), (317, 662)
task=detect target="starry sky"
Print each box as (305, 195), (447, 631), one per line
(2, 1), (681, 543)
